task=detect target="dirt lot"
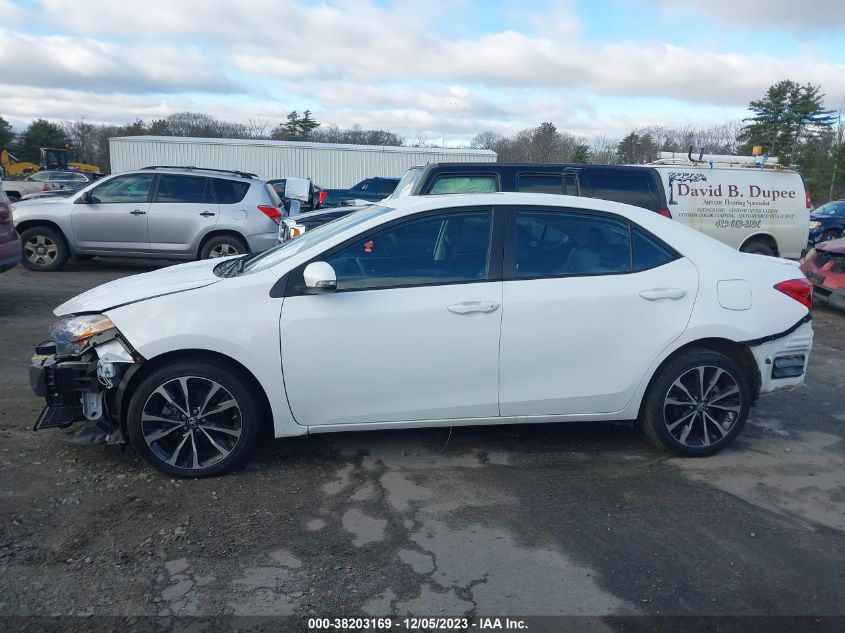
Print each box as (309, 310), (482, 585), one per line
(1, 259), (844, 630)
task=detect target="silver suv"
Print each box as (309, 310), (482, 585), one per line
(12, 166), (283, 271)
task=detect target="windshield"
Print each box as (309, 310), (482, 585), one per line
(242, 204), (395, 274)
(387, 167), (423, 199)
(815, 202), (844, 216)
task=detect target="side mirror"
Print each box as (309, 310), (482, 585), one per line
(303, 261), (336, 293)
(75, 191), (90, 204)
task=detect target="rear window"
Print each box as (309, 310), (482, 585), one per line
(377, 180), (398, 195)
(590, 171), (656, 210)
(155, 175), (209, 204)
(429, 175), (498, 195)
(212, 178), (250, 204)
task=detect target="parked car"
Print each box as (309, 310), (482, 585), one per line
(0, 185), (21, 272)
(800, 238), (845, 310)
(25, 170), (99, 192)
(267, 178), (325, 212)
(12, 166), (283, 271)
(282, 163), (668, 239)
(20, 190), (77, 201)
(30, 193), (813, 477)
(322, 177), (399, 208)
(2, 176), (45, 202)
(808, 200), (845, 246)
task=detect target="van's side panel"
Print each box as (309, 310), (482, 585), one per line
(654, 166), (809, 258)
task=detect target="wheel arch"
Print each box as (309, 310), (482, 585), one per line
(196, 230), (250, 259)
(116, 348), (274, 439)
(14, 219), (76, 256)
(739, 232), (779, 256)
(641, 337), (761, 416)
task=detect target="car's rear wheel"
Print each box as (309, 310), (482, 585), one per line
(639, 349), (751, 456)
(19, 226), (70, 271)
(126, 360), (261, 477)
(199, 235), (248, 260)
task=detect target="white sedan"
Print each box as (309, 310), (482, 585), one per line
(30, 193), (814, 477)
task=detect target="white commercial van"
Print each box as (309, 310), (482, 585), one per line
(648, 153), (811, 259)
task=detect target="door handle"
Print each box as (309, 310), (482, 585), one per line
(639, 288), (686, 301)
(129, 209), (146, 215)
(199, 211), (215, 217)
(447, 301), (500, 315)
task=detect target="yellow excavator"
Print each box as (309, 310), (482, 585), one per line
(1, 148), (101, 177)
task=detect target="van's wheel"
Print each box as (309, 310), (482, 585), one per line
(19, 226), (70, 271)
(126, 359), (261, 478)
(200, 235), (248, 260)
(639, 349), (751, 456)
(740, 240), (775, 257)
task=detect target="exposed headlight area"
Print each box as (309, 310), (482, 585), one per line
(48, 314), (116, 356)
(809, 221), (821, 229)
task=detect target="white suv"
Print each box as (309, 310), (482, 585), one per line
(12, 166), (283, 271)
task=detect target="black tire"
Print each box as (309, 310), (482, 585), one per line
(740, 240), (775, 257)
(19, 225), (70, 271)
(126, 359), (261, 478)
(821, 229), (841, 243)
(639, 349), (751, 456)
(199, 234), (248, 260)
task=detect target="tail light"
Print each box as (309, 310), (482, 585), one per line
(257, 204), (282, 224)
(658, 208), (672, 219)
(0, 198), (11, 225)
(805, 189), (812, 210)
(42, 184), (49, 191)
(774, 278), (813, 310)
(319, 190), (327, 204)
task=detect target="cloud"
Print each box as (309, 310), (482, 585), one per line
(0, 0), (842, 141)
(652, 0), (845, 32)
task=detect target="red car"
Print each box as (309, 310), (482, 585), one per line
(0, 187), (21, 272)
(800, 238), (845, 310)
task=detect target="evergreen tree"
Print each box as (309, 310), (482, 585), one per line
(739, 80), (836, 162)
(0, 116), (14, 151)
(13, 119), (69, 163)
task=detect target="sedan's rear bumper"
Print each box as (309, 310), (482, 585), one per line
(748, 320), (813, 395)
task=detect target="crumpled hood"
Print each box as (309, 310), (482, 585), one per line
(55, 258), (226, 316)
(814, 236), (845, 254)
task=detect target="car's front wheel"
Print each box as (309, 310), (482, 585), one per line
(19, 225), (70, 271)
(126, 359), (261, 477)
(639, 349), (751, 456)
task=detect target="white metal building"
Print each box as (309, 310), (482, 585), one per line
(109, 136), (497, 187)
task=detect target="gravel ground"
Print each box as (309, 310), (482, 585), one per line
(1, 258), (844, 632)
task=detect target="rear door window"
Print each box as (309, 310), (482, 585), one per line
(512, 209), (631, 278)
(154, 175), (208, 204)
(517, 173), (578, 195)
(212, 178), (250, 204)
(590, 172), (656, 210)
(429, 175), (498, 195)
(632, 229), (678, 271)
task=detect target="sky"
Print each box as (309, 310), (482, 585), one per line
(0, 0), (844, 145)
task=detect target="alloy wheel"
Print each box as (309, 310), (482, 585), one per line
(141, 376), (243, 470)
(24, 235), (58, 266)
(209, 243), (240, 258)
(663, 365), (742, 448)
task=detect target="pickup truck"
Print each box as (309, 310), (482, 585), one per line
(322, 177), (399, 208)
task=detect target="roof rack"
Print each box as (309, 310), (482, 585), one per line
(648, 147), (793, 171)
(140, 166), (259, 179)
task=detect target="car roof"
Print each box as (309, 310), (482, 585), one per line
(135, 166), (258, 181)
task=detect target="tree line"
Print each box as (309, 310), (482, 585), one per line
(2, 79), (842, 202)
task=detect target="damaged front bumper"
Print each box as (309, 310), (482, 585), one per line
(30, 338), (140, 444)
